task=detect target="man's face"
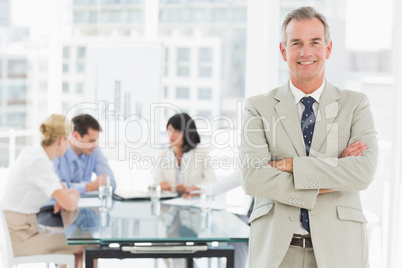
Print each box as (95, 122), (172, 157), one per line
(280, 18), (332, 85)
(72, 128), (99, 155)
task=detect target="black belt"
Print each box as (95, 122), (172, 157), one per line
(290, 236), (313, 248)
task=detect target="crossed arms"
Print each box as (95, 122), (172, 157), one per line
(240, 93), (378, 209)
(269, 141), (368, 194)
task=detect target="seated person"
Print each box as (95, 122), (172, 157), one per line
(1, 114), (83, 268)
(54, 114), (116, 194)
(154, 113), (217, 194)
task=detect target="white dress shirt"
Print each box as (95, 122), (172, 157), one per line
(153, 145), (217, 188)
(2, 146), (62, 214)
(289, 79), (325, 235)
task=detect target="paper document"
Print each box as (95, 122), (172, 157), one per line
(77, 198), (101, 208)
(161, 197), (200, 207)
(192, 200), (233, 210)
(114, 190), (178, 200)
(161, 197), (234, 210)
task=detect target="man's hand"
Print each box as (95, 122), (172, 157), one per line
(319, 141), (368, 194)
(318, 189), (334, 194)
(182, 186), (201, 198)
(269, 158), (293, 173)
(160, 181), (172, 191)
(175, 184), (187, 194)
(86, 176), (100, 192)
(269, 141), (368, 194)
(341, 141), (367, 158)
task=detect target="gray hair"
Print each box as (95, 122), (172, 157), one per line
(281, 6), (331, 47)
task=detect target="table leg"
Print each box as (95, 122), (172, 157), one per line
(187, 257), (194, 268)
(84, 248), (95, 268)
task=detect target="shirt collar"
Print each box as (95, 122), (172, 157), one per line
(289, 79), (325, 104)
(168, 147), (191, 160)
(65, 145), (85, 163)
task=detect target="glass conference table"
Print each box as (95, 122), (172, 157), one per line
(61, 199), (250, 268)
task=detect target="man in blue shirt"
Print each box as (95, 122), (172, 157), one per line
(54, 114), (116, 194)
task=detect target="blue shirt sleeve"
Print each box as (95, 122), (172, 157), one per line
(70, 182), (88, 195)
(93, 149), (116, 191)
(54, 147), (116, 194)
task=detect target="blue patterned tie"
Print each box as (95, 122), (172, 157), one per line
(300, 96), (316, 233)
(73, 156), (85, 181)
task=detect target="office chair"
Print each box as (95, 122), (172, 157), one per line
(0, 210), (75, 268)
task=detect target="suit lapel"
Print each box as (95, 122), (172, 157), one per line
(274, 84), (306, 156)
(310, 81), (341, 155)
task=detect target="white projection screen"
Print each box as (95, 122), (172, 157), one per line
(83, 41), (164, 157)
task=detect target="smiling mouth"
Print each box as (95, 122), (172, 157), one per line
(298, 61), (316, 65)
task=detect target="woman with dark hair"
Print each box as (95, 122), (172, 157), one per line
(154, 113), (217, 194)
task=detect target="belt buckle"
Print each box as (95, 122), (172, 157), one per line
(292, 235), (307, 248)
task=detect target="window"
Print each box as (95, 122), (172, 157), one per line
(198, 66), (212, 77)
(164, 86), (168, 98)
(232, 8), (246, 22)
(101, 10), (122, 23)
(63, 63), (69, 73)
(77, 47), (86, 59)
(63, 46), (70, 59)
(62, 82), (69, 93)
(177, 66), (190, 77)
(212, 9), (226, 22)
(177, 48), (190, 61)
(6, 113), (26, 127)
(199, 48), (212, 63)
(7, 85), (26, 105)
(76, 63), (85, 73)
(198, 48), (213, 78)
(176, 48), (190, 77)
(198, 88), (212, 100)
(88, 11), (98, 24)
(7, 59), (27, 78)
(175, 87), (189, 99)
(76, 83), (83, 94)
(76, 47), (86, 73)
(73, 11), (85, 23)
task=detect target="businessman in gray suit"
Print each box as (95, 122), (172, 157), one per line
(240, 6), (378, 268)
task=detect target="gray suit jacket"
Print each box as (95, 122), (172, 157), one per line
(240, 81), (378, 268)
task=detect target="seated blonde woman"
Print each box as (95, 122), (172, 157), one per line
(154, 113), (217, 194)
(1, 114), (83, 268)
